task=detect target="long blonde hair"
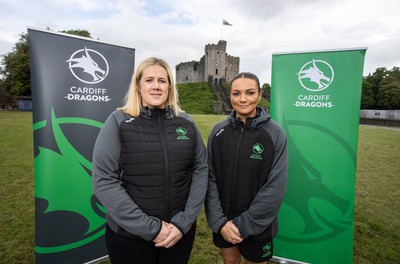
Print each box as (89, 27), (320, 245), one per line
(119, 57), (182, 117)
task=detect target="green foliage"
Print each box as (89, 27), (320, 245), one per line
(363, 67), (400, 109)
(60, 29), (92, 38)
(0, 78), (11, 106)
(377, 78), (400, 109)
(262, 83), (271, 93)
(0, 33), (30, 96)
(360, 79), (375, 109)
(177, 82), (216, 114)
(365, 67), (388, 85)
(262, 83), (271, 102)
(386, 66), (400, 80)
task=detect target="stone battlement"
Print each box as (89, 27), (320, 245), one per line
(176, 40), (239, 84)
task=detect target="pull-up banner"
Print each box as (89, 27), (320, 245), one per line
(28, 27), (135, 263)
(270, 48), (366, 264)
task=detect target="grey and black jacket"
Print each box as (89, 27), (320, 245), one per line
(92, 107), (208, 241)
(205, 107), (288, 241)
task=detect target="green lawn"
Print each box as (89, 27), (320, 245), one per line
(0, 111), (399, 263)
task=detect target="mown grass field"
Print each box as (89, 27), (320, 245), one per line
(0, 111), (399, 263)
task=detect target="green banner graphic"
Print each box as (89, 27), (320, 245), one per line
(28, 28), (135, 263)
(270, 48), (366, 264)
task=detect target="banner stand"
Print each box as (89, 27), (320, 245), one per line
(29, 27), (135, 264)
(270, 48), (366, 264)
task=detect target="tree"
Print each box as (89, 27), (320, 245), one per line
(360, 79), (375, 109)
(0, 29), (92, 97)
(377, 75), (400, 109)
(60, 29), (92, 38)
(363, 67), (400, 109)
(0, 33), (30, 96)
(387, 66), (400, 80)
(0, 78), (11, 108)
(262, 83), (271, 101)
(365, 67), (388, 108)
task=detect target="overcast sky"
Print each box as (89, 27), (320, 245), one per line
(1, 0), (399, 84)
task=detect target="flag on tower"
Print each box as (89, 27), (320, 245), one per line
(223, 19), (232, 26)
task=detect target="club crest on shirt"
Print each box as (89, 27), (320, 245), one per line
(250, 143), (264, 160)
(176, 127), (189, 140)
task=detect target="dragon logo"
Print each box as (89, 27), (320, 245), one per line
(297, 59), (334, 92)
(66, 47), (109, 84)
(261, 242), (272, 258)
(252, 143), (264, 154)
(34, 108), (106, 254)
(250, 143), (264, 160)
(277, 119), (354, 244)
(176, 127), (189, 140)
(176, 127), (187, 136)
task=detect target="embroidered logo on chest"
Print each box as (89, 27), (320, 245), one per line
(176, 127), (190, 140)
(250, 143), (264, 160)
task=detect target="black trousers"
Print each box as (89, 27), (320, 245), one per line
(105, 222), (196, 264)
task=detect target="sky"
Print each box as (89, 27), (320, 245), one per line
(0, 0), (399, 84)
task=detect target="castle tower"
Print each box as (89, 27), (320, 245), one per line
(176, 40), (239, 84)
(204, 40), (227, 82)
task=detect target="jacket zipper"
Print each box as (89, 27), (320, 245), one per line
(157, 115), (171, 221)
(230, 127), (244, 218)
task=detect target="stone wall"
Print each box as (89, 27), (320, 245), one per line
(175, 60), (204, 83)
(176, 40), (239, 84)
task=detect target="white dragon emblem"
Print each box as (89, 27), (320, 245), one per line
(66, 47), (107, 82)
(297, 59), (332, 90)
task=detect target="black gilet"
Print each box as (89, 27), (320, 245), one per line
(119, 107), (197, 221)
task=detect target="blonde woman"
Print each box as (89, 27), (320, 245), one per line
(92, 57), (208, 264)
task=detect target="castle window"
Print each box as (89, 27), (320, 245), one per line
(186, 76), (188, 81)
(217, 51), (220, 54)
(216, 69), (219, 75)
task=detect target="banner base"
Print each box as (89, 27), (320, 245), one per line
(84, 255), (109, 264)
(271, 256), (310, 264)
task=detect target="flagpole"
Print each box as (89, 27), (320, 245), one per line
(221, 19), (232, 40)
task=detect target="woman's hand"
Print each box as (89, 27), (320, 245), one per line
(220, 221), (243, 244)
(154, 223), (183, 248)
(153, 221), (172, 244)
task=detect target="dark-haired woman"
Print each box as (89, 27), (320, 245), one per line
(206, 72), (288, 264)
